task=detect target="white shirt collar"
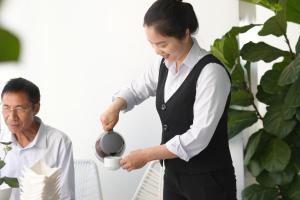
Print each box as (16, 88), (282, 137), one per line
(5, 117), (47, 150)
(164, 37), (207, 75)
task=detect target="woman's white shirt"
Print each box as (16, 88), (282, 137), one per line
(114, 38), (231, 162)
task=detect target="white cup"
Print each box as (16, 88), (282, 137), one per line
(104, 156), (122, 170)
(0, 186), (12, 200)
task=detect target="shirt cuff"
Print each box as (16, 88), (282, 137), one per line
(112, 89), (136, 113)
(165, 135), (190, 162)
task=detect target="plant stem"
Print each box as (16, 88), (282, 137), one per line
(242, 76), (263, 120)
(252, 101), (263, 120)
(244, 83), (263, 120)
(283, 33), (295, 58)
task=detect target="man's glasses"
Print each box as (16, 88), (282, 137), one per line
(1, 104), (32, 115)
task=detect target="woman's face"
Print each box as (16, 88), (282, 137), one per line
(145, 25), (190, 63)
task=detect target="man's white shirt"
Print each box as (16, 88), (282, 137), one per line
(0, 117), (75, 200)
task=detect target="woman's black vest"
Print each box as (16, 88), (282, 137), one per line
(156, 54), (233, 173)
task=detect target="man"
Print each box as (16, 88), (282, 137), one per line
(0, 78), (75, 200)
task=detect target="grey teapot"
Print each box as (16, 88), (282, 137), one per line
(95, 130), (125, 161)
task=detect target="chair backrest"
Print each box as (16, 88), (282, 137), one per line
(74, 159), (103, 200)
(132, 161), (164, 200)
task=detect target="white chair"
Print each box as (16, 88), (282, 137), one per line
(74, 160), (103, 200)
(132, 161), (164, 200)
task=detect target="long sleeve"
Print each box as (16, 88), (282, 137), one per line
(165, 63), (231, 161)
(113, 59), (161, 112)
(58, 139), (75, 200)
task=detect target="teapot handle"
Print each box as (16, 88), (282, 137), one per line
(105, 129), (114, 134)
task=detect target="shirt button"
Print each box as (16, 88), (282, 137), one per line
(161, 104), (166, 111)
(163, 124), (168, 131)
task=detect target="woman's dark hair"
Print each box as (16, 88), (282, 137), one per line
(144, 0), (198, 40)
(1, 77), (40, 105)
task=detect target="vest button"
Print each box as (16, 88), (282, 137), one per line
(161, 104), (166, 111)
(163, 124), (168, 131)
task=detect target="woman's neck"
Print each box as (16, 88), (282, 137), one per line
(176, 37), (193, 72)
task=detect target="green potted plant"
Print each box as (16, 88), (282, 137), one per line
(211, 0), (300, 199)
(0, 142), (19, 199)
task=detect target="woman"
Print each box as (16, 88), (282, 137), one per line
(101, 0), (236, 199)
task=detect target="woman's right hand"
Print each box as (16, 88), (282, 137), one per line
(100, 107), (120, 131)
(100, 97), (127, 131)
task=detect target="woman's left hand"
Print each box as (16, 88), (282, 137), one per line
(120, 149), (148, 172)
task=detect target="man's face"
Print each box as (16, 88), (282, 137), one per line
(1, 92), (39, 134)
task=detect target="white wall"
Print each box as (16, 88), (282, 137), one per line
(0, 0), (241, 199)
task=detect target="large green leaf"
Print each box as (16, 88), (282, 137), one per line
(278, 54), (300, 86)
(231, 63), (246, 88)
(256, 165), (296, 187)
(260, 59), (289, 97)
(211, 24), (259, 70)
(285, 126), (300, 148)
(288, 175), (300, 200)
(0, 160), (5, 169)
(211, 35), (240, 69)
(246, 133), (272, 176)
(241, 42), (288, 63)
(258, 14), (286, 37)
(260, 68), (283, 94)
(241, 0), (282, 11)
(0, 27), (20, 62)
(260, 138), (291, 172)
(256, 85), (284, 105)
(242, 184), (278, 200)
(247, 156), (264, 176)
(273, 57), (292, 71)
(3, 177), (19, 188)
(280, 104), (296, 120)
(228, 109), (258, 139)
(241, 0), (300, 23)
(245, 130), (262, 165)
(256, 172), (275, 188)
(286, 0), (300, 25)
(226, 24), (259, 37)
(223, 36), (239, 68)
(0, 142), (12, 145)
(285, 78), (300, 108)
(211, 38), (230, 68)
(263, 104), (297, 138)
(231, 88), (253, 106)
